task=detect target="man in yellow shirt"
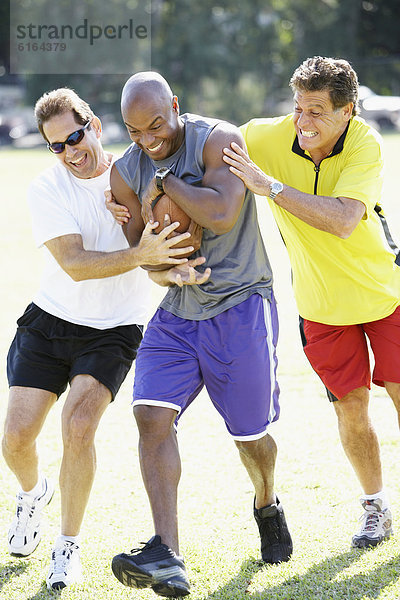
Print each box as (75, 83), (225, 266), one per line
(223, 56), (400, 549)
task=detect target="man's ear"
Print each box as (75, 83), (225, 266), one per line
(172, 95), (180, 114)
(91, 115), (102, 138)
(343, 102), (354, 120)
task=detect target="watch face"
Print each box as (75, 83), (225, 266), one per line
(271, 181), (283, 194)
(155, 167), (171, 191)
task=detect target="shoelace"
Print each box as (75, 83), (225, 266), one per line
(129, 540), (154, 554)
(52, 542), (78, 574)
(359, 510), (382, 533)
(13, 495), (35, 534)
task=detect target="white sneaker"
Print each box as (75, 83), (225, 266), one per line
(8, 477), (55, 556)
(352, 497), (393, 548)
(46, 539), (82, 590)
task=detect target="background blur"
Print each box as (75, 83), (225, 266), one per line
(1, 0), (400, 148)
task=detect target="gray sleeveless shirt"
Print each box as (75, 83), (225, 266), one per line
(115, 113), (273, 320)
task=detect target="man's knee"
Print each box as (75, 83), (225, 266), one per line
(63, 412), (98, 450)
(3, 387), (55, 456)
(334, 387), (370, 430)
(235, 434), (277, 460)
(63, 377), (111, 449)
(2, 422), (36, 455)
(235, 438), (258, 456)
(62, 403), (100, 449)
(133, 404), (177, 439)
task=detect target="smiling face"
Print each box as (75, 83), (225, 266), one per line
(293, 89), (353, 164)
(122, 93), (184, 162)
(43, 111), (108, 179)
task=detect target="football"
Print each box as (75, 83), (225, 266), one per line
(153, 194), (191, 234)
(152, 194), (202, 255)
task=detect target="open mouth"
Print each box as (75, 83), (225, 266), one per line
(300, 129), (318, 138)
(146, 141), (164, 154)
(70, 154), (87, 167)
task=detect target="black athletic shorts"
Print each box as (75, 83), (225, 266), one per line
(7, 303), (143, 400)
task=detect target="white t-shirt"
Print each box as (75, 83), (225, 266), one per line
(28, 160), (151, 329)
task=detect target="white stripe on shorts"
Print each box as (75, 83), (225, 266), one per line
(229, 296), (278, 441)
(132, 399), (182, 413)
(230, 428), (268, 442)
(262, 297), (277, 425)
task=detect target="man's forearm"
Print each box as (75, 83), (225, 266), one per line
(61, 247), (144, 281)
(223, 141), (365, 238)
(162, 174), (238, 234)
(271, 184), (365, 239)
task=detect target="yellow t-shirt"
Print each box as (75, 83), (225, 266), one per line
(241, 115), (400, 325)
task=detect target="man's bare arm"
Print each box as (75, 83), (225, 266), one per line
(223, 141), (365, 239)
(45, 220), (195, 282)
(141, 123), (247, 235)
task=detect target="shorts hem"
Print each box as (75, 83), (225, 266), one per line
(132, 399), (182, 413)
(230, 429), (268, 441)
(69, 371), (116, 401)
(329, 381), (371, 401)
(8, 381), (63, 397)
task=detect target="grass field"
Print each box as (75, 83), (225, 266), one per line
(1, 134), (400, 599)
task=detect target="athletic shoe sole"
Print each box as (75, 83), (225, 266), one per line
(352, 529), (393, 548)
(47, 575), (83, 591)
(111, 555), (190, 597)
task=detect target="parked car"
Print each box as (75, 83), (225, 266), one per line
(358, 85), (400, 131)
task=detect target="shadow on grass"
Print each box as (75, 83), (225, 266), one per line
(0, 560), (28, 590)
(0, 560), (62, 599)
(26, 581), (62, 599)
(206, 548), (400, 600)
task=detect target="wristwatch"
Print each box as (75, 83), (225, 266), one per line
(269, 179), (284, 200)
(155, 167), (172, 192)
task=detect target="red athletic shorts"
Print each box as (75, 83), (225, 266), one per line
(299, 305), (400, 401)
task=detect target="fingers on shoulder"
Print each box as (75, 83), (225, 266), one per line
(204, 123), (247, 167)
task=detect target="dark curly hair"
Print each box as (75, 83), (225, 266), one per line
(289, 56), (359, 116)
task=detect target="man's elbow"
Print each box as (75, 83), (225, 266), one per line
(334, 200), (365, 239)
(67, 269), (85, 282)
(208, 213), (237, 235)
(333, 217), (360, 239)
(61, 262), (85, 281)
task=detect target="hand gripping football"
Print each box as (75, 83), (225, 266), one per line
(152, 194), (202, 256)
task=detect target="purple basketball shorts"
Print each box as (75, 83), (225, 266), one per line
(132, 292), (280, 440)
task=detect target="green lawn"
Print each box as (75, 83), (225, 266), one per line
(1, 135), (400, 599)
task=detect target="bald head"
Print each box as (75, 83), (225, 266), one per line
(121, 71), (173, 115)
(120, 71), (184, 160)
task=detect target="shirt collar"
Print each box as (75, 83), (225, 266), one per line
(291, 120), (351, 161)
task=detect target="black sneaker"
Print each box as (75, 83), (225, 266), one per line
(254, 496), (293, 563)
(111, 535), (190, 598)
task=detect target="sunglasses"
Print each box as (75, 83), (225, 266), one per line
(47, 121), (91, 154)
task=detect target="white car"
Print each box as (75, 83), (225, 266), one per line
(359, 85), (400, 130)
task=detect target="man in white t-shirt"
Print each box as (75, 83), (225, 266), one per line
(2, 88), (207, 591)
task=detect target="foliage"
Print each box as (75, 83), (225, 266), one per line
(1, 1), (400, 124)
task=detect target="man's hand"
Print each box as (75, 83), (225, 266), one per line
(223, 141), (271, 197)
(105, 189), (131, 225)
(148, 257), (211, 287)
(137, 221), (194, 266)
(141, 177), (159, 224)
(160, 214), (203, 254)
(186, 219), (203, 252)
